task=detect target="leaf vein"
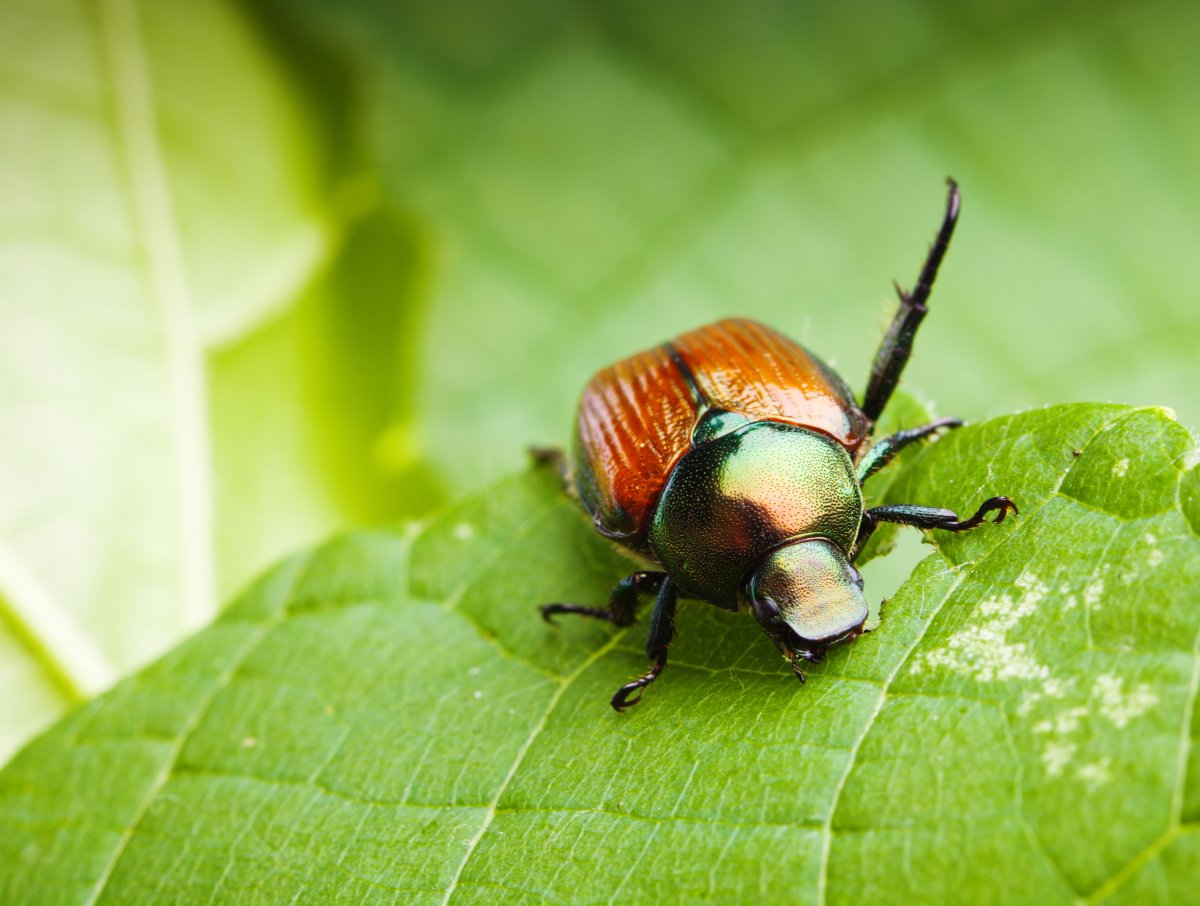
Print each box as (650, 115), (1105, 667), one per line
(815, 564), (967, 906)
(82, 553), (313, 904)
(98, 0), (215, 632)
(438, 628), (629, 905)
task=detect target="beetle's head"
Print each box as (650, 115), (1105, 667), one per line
(744, 538), (869, 673)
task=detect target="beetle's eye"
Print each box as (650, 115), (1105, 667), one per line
(750, 594), (782, 626)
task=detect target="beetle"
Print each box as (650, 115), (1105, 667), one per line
(538, 180), (1016, 711)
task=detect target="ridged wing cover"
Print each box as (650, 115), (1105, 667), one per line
(674, 318), (869, 448)
(575, 318), (870, 540)
(575, 344), (697, 540)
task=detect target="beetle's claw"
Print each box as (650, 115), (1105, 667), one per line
(986, 496), (1019, 523)
(610, 663), (664, 712)
(945, 496), (1019, 531)
(611, 684), (643, 711)
(539, 604), (558, 624)
(972, 495), (1019, 527)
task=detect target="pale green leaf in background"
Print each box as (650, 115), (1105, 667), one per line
(0, 0), (430, 762)
(3, 404), (1198, 903)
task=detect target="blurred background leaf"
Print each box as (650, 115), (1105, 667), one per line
(3, 0), (1199, 766)
(269, 0), (1200, 492)
(0, 0), (435, 762)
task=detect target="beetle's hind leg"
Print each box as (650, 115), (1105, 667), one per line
(540, 571), (665, 626)
(611, 578), (678, 712)
(861, 180), (961, 424)
(529, 445), (571, 494)
(853, 496), (1017, 557)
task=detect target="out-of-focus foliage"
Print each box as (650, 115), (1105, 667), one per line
(3, 405), (1198, 904)
(271, 0), (1200, 491)
(0, 0), (435, 762)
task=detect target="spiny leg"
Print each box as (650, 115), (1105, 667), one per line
(856, 416), (963, 484)
(861, 180), (961, 424)
(852, 496), (1018, 558)
(611, 577), (678, 712)
(540, 571), (665, 626)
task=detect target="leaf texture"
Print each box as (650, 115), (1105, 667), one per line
(3, 404), (1198, 904)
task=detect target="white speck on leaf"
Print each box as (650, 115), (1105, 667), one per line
(911, 578), (1049, 683)
(242, 737), (257, 748)
(1032, 705), (1089, 737)
(454, 522), (476, 541)
(1084, 579), (1104, 609)
(1043, 677), (1072, 699)
(1015, 570), (1049, 604)
(1076, 758), (1113, 789)
(473, 690), (483, 700)
(1112, 458), (1130, 477)
(1092, 673), (1158, 728)
(1018, 692), (1042, 716)
(1028, 671), (1158, 781)
(1042, 741), (1077, 777)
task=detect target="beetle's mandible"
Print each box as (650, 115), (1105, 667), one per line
(537, 180), (1016, 711)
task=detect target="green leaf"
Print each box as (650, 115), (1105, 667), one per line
(266, 0), (1200, 497)
(0, 0), (433, 762)
(5, 403), (1198, 903)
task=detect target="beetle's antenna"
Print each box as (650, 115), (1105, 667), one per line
(860, 179), (961, 424)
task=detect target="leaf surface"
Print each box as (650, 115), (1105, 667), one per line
(3, 404), (1198, 904)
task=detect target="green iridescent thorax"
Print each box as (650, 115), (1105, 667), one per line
(648, 419), (863, 608)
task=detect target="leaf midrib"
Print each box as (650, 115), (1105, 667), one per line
(99, 0), (215, 633)
(0, 0), (220, 706)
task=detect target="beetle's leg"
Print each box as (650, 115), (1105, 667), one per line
(855, 417), (963, 484)
(790, 647), (825, 683)
(529, 445), (571, 494)
(540, 571), (665, 627)
(862, 496), (1018, 537)
(611, 578), (678, 712)
(861, 180), (961, 424)
(850, 510), (881, 561)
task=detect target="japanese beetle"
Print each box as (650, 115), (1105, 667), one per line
(539, 181), (1016, 711)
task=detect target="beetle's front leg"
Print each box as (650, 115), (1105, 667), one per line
(860, 496), (1018, 541)
(855, 417), (963, 484)
(611, 578), (678, 711)
(540, 571), (665, 627)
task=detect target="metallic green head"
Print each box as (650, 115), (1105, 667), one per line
(743, 538), (869, 668)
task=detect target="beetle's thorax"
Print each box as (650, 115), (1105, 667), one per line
(647, 418), (863, 608)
